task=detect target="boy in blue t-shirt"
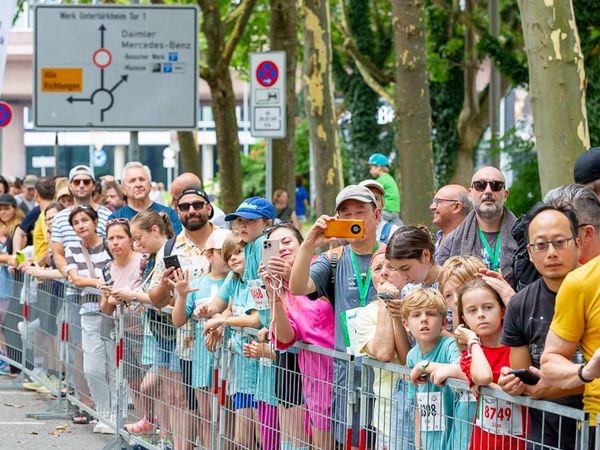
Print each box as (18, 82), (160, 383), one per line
(403, 288), (467, 450)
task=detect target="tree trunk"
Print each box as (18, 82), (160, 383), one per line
(391, 0), (434, 225)
(208, 74), (244, 212)
(198, 0), (256, 212)
(300, 0), (343, 217)
(270, 0), (297, 207)
(517, 0), (590, 195)
(178, 131), (203, 185)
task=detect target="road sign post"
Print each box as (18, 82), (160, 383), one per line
(34, 5), (198, 130)
(250, 51), (286, 202)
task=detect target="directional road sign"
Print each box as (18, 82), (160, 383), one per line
(34, 5), (198, 130)
(250, 52), (286, 138)
(0, 101), (12, 128)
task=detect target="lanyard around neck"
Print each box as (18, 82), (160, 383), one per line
(477, 227), (501, 271)
(349, 243), (379, 307)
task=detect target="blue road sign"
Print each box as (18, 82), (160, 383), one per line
(0, 102), (12, 128)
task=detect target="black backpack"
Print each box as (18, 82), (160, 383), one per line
(511, 214), (541, 291)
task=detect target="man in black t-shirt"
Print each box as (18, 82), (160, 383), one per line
(499, 202), (584, 450)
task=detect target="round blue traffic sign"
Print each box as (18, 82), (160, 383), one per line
(256, 61), (279, 87)
(0, 102), (12, 128)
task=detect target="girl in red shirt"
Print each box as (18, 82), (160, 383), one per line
(455, 279), (527, 450)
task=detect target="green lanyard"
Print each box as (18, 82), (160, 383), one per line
(477, 227), (502, 271)
(349, 243), (379, 307)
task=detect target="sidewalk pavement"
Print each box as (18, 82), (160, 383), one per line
(0, 375), (113, 450)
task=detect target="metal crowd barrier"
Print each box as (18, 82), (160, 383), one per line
(0, 266), (594, 450)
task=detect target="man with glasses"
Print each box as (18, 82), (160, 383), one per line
(499, 203), (583, 450)
(436, 166), (518, 283)
(430, 184), (470, 255)
(109, 161), (182, 235)
(545, 183), (600, 265)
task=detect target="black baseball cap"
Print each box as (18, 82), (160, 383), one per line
(574, 147), (600, 184)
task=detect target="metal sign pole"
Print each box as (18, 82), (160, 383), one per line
(266, 138), (272, 202)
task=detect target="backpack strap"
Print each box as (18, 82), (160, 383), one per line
(380, 221), (393, 243)
(164, 237), (176, 257)
(326, 245), (344, 301)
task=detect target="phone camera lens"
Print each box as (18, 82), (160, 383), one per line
(350, 224), (361, 234)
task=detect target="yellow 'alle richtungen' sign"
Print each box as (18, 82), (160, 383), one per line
(41, 68), (83, 92)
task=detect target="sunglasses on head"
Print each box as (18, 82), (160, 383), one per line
(178, 201), (207, 212)
(471, 180), (505, 192)
(71, 178), (93, 186)
(107, 217), (129, 226)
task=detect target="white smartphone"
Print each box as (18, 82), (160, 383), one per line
(261, 239), (280, 266)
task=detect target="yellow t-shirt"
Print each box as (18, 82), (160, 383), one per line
(550, 255), (600, 425)
(355, 301), (400, 434)
(32, 211), (48, 262)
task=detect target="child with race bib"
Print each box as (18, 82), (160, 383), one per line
(201, 234), (262, 449)
(403, 288), (466, 450)
(455, 279), (527, 450)
(170, 228), (232, 449)
(224, 197), (280, 450)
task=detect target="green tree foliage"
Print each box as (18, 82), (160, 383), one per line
(426, 3), (464, 186)
(332, 0), (393, 184)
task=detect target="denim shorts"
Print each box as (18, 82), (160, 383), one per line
(152, 335), (180, 372)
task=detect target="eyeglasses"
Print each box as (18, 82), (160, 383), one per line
(431, 198), (459, 206)
(471, 180), (505, 192)
(106, 217), (129, 226)
(528, 237), (575, 253)
(71, 178), (93, 186)
(178, 201), (207, 212)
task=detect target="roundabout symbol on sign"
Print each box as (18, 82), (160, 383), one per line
(256, 61), (279, 88)
(0, 102), (12, 128)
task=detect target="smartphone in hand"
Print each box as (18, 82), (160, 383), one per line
(163, 255), (181, 270)
(324, 219), (365, 239)
(509, 368), (540, 385)
(262, 239), (280, 266)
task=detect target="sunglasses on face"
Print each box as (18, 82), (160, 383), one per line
(178, 201), (207, 212)
(471, 180), (505, 192)
(72, 178), (93, 186)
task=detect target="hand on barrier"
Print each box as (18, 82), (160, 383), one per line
(498, 367), (527, 396)
(243, 337), (274, 360)
(204, 314), (227, 335)
(205, 326), (223, 352)
(477, 269), (515, 305)
(257, 328), (269, 343)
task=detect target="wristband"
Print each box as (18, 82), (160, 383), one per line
(578, 364), (594, 383)
(467, 337), (481, 354)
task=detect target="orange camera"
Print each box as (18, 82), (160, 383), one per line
(325, 219), (365, 239)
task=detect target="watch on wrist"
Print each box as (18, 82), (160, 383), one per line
(421, 360), (430, 373)
(578, 363), (594, 383)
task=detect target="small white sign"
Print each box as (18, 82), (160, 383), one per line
(250, 52), (286, 138)
(32, 155), (56, 168)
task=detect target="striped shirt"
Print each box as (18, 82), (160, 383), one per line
(51, 205), (112, 249)
(65, 241), (112, 314)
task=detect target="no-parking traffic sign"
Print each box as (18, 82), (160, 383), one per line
(250, 52), (286, 138)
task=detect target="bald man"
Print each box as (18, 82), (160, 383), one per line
(170, 172), (227, 228)
(436, 166), (518, 283)
(431, 184), (471, 254)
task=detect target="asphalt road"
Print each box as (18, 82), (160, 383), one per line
(0, 375), (114, 450)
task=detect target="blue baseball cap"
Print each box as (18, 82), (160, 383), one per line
(367, 153), (389, 167)
(225, 197), (275, 221)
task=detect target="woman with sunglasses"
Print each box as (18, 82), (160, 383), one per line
(65, 204), (115, 433)
(100, 217), (155, 435)
(259, 223), (336, 450)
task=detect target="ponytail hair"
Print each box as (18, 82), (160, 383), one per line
(130, 210), (174, 239)
(386, 225), (435, 262)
